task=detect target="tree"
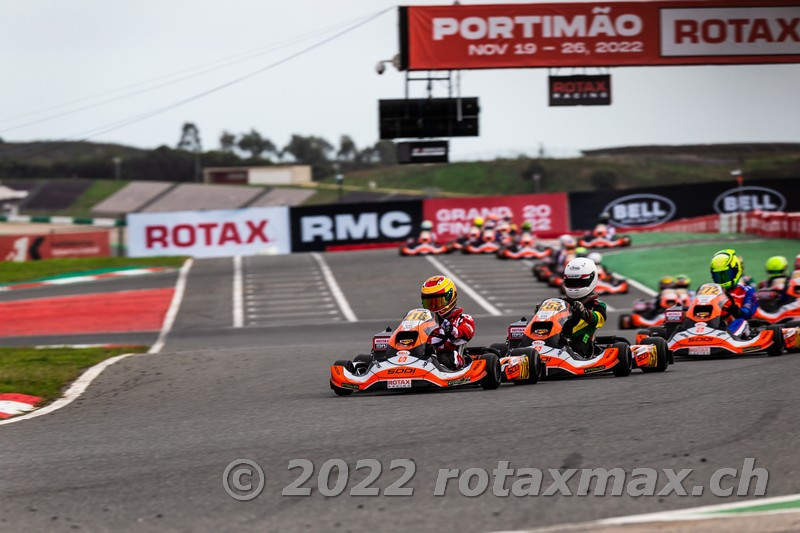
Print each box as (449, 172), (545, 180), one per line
(219, 131), (237, 153)
(337, 135), (358, 162)
(590, 169), (619, 190)
(237, 129), (276, 159)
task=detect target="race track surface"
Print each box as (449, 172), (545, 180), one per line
(1, 250), (799, 532)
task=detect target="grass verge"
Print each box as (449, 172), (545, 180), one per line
(0, 256), (186, 284)
(0, 346), (147, 403)
(604, 236), (800, 291)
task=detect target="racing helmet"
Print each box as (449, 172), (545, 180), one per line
(599, 211), (611, 224)
(795, 253), (800, 270)
(674, 274), (691, 289)
(659, 289), (680, 309)
(559, 234), (577, 250)
(563, 258), (598, 300)
(473, 217), (484, 228)
(710, 249), (743, 290)
(420, 220), (433, 231)
(421, 275), (458, 317)
(658, 276), (676, 291)
(521, 221), (532, 232)
(588, 252), (603, 265)
(593, 224), (608, 238)
(765, 256), (788, 277)
(575, 246), (588, 257)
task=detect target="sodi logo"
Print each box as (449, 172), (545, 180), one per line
(602, 194), (676, 227)
(714, 186), (786, 214)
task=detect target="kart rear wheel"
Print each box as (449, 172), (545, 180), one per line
(640, 337), (669, 373)
(479, 353), (502, 390)
(332, 360), (356, 396)
(766, 325), (784, 357)
(509, 347), (541, 385)
(612, 343), (633, 377)
(489, 342), (508, 357)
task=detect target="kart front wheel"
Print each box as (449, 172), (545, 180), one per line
(479, 353), (502, 390)
(766, 325), (784, 357)
(612, 343), (633, 377)
(640, 337), (669, 373)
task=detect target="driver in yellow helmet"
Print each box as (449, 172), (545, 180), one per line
(710, 249), (758, 338)
(421, 276), (475, 370)
(758, 256), (793, 306)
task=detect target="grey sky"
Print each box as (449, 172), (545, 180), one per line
(1, 0), (798, 160)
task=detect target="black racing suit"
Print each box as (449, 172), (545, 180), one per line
(562, 292), (608, 357)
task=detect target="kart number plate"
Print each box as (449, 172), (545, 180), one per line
(688, 347), (711, 355)
(387, 379), (412, 389)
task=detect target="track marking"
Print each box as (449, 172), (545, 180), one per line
(625, 276), (658, 297)
(0, 258), (193, 427)
(311, 252), (357, 322)
(150, 258), (193, 354)
(233, 255), (244, 328)
(426, 256), (502, 316)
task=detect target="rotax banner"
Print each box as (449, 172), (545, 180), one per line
(400, 1), (800, 70)
(127, 207), (291, 258)
(423, 193), (569, 241)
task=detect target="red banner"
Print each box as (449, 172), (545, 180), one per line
(402, 1), (800, 70)
(0, 231), (110, 262)
(423, 193), (569, 241)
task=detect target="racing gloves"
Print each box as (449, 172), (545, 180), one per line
(724, 302), (741, 318)
(570, 300), (593, 322)
(439, 319), (459, 339)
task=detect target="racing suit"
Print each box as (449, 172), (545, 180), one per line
(562, 293), (607, 357)
(758, 275), (793, 306)
(428, 307), (475, 370)
(723, 282), (758, 338)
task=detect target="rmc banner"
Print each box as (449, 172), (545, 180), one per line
(127, 207), (291, 258)
(423, 192), (570, 241)
(399, 1), (800, 70)
(568, 178), (800, 230)
(289, 200), (423, 252)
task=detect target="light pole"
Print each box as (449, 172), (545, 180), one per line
(112, 156), (122, 181)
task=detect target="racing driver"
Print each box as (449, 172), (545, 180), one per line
(561, 257), (607, 358)
(710, 249), (758, 339)
(421, 275), (475, 370)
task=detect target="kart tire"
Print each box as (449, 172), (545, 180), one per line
(509, 347), (540, 385)
(766, 325), (784, 357)
(489, 342), (509, 357)
(640, 337), (669, 373)
(612, 343), (633, 377)
(332, 359), (356, 396)
(354, 354), (372, 366)
(618, 314), (632, 329)
(479, 353), (502, 390)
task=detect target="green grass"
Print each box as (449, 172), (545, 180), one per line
(604, 236), (800, 291)
(625, 232), (749, 245)
(0, 346), (147, 403)
(0, 256), (186, 284)
(23, 179), (129, 218)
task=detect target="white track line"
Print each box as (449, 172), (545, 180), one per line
(150, 258), (193, 354)
(311, 252), (357, 322)
(426, 256), (502, 316)
(232, 255), (244, 328)
(625, 276), (658, 297)
(0, 258), (193, 427)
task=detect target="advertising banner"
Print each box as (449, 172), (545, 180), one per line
(397, 141), (450, 164)
(568, 178), (800, 230)
(423, 193), (569, 241)
(290, 200), (423, 252)
(549, 74), (611, 106)
(400, 1), (800, 70)
(127, 207), (290, 258)
(0, 231), (110, 262)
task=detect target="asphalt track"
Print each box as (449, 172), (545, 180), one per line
(1, 249), (799, 532)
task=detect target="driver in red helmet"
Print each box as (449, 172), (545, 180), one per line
(421, 275), (476, 370)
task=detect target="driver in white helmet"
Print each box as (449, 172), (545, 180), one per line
(562, 257), (608, 358)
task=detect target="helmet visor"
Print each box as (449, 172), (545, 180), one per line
(711, 267), (738, 285)
(421, 289), (453, 312)
(563, 273), (595, 289)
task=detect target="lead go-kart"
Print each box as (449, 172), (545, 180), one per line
(578, 234), (632, 249)
(635, 283), (800, 357)
(329, 309), (505, 396)
(491, 298), (672, 379)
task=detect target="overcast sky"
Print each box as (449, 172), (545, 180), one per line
(1, 0), (798, 160)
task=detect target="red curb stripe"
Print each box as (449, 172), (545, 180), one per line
(0, 393), (42, 405)
(0, 288), (175, 337)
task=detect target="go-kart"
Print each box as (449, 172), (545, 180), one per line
(637, 283), (800, 357)
(595, 276), (629, 295)
(532, 261), (556, 282)
(463, 238), (501, 254)
(329, 309), (503, 396)
(497, 239), (552, 260)
(491, 298), (672, 378)
(399, 238), (452, 256)
(753, 271), (800, 323)
(618, 299), (666, 329)
(578, 234), (632, 249)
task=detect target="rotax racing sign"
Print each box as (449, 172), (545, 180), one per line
(127, 207), (291, 258)
(399, 1), (800, 70)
